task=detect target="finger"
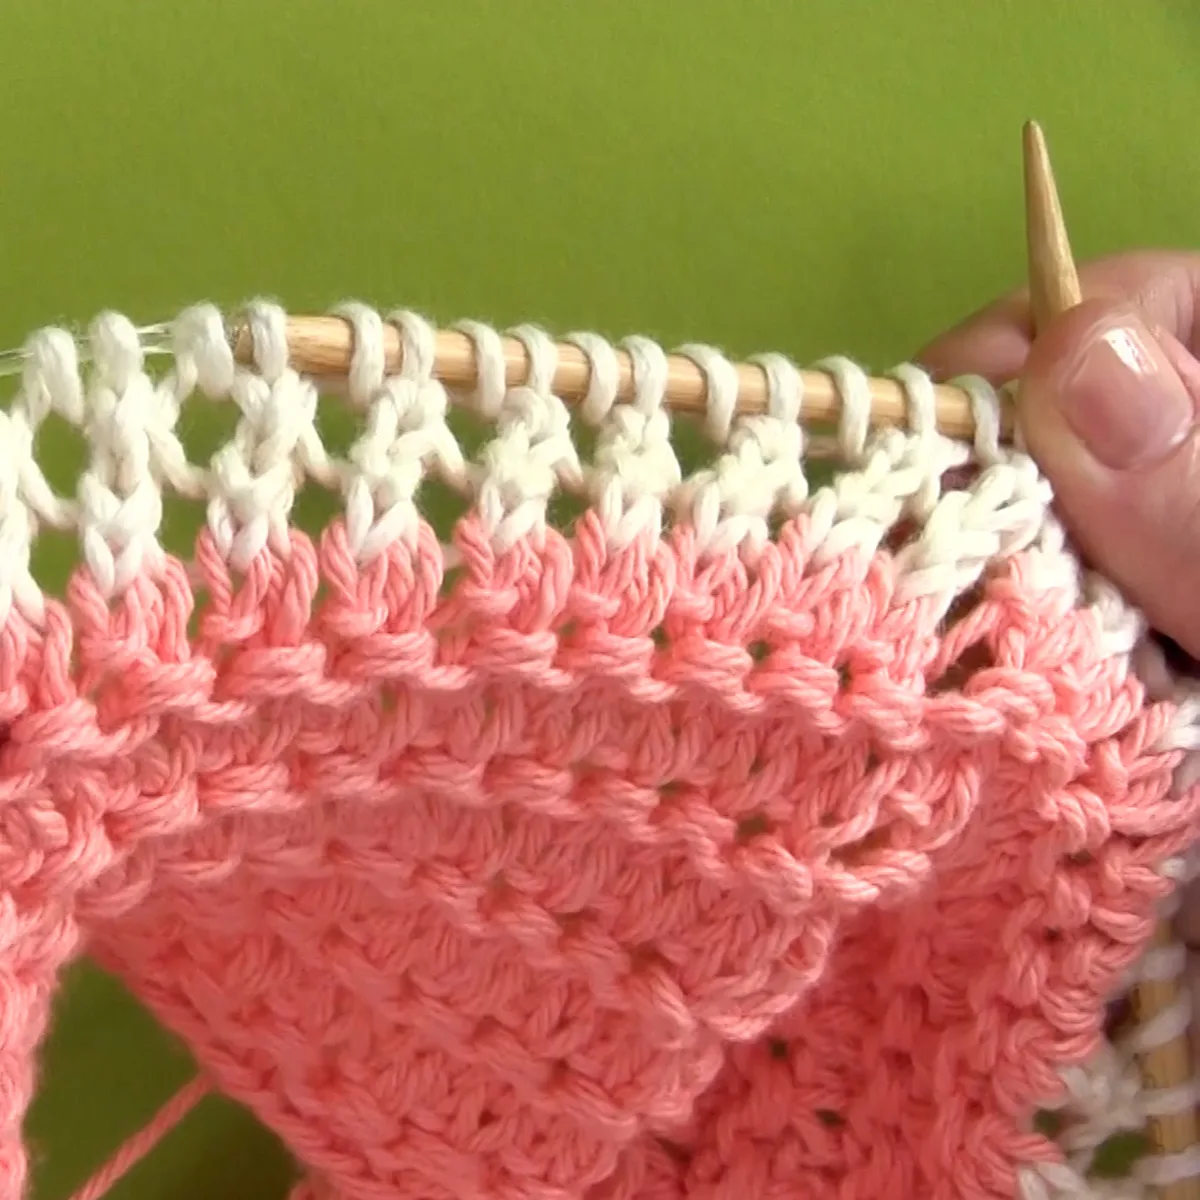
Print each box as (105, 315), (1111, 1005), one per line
(1018, 297), (1200, 656)
(917, 250), (1200, 384)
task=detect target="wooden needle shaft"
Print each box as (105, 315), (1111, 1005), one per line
(228, 315), (1014, 443)
(1024, 118), (1199, 1198)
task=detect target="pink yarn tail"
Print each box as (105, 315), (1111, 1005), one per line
(67, 1078), (210, 1200)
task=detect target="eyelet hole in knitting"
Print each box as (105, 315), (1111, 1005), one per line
(736, 813), (771, 843)
(928, 642), (995, 694)
(928, 582), (994, 693)
(166, 393), (242, 560)
(830, 827), (890, 869)
(29, 526), (80, 600)
(1091, 1130), (1150, 1178)
(446, 404), (490, 457)
(1034, 1108), (1065, 1138)
(176, 389), (241, 463)
(816, 1108), (844, 1128)
(313, 390), (357, 458)
(160, 493), (209, 564)
(20, 410), (87, 597)
(28, 409), (88, 495)
(547, 489), (588, 537)
(1033, 1106), (1150, 1181)
(421, 478), (470, 549)
(671, 418), (720, 479)
(291, 479), (343, 544)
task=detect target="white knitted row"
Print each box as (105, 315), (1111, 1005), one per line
(0, 302), (1057, 627)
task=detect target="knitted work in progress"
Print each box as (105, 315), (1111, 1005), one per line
(4, 302), (1200, 1200)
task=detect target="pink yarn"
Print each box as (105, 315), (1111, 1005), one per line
(2, 305), (1197, 1199)
(2, 507), (1192, 1200)
(67, 1080), (210, 1200)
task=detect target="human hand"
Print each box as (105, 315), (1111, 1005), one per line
(918, 251), (1200, 661)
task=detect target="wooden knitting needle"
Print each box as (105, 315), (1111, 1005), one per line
(1025, 118), (1200, 1197)
(227, 319), (1016, 443)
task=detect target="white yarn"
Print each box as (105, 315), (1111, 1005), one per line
(671, 343), (807, 558)
(343, 309), (466, 562)
(451, 319), (508, 419)
(335, 302), (388, 405)
(582, 332), (679, 550)
(77, 313), (170, 595)
(474, 323), (583, 552)
(563, 329), (621, 427)
(0, 305), (1028, 596)
(676, 341), (740, 445)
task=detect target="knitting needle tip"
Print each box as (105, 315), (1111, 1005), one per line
(1022, 121), (1082, 332)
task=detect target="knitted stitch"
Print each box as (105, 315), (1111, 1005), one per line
(2, 302), (1199, 1200)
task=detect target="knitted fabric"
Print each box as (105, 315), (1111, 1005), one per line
(3, 302), (1199, 1200)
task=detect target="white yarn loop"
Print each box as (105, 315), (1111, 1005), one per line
(888, 361), (937, 442)
(391, 309), (438, 383)
(563, 330), (620, 426)
(244, 300), (290, 384)
(676, 342), (740, 445)
(750, 351), (804, 426)
(622, 335), (670, 416)
(173, 304), (235, 399)
(814, 355), (872, 463)
(23, 327), (83, 425)
(335, 302), (388, 406)
(509, 324), (559, 397)
(452, 318), (508, 418)
(956, 372), (1004, 466)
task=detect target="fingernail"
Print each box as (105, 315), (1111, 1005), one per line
(1052, 313), (1196, 470)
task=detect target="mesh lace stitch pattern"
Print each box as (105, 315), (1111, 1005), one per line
(2, 301), (1199, 1200)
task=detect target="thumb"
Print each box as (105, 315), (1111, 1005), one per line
(1018, 298), (1200, 657)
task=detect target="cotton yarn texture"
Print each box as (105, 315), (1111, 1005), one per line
(4, 301), (1200, 1200)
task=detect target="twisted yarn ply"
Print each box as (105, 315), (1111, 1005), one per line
(2, 302), (1199, 1200)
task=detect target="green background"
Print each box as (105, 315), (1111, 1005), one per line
(4, 2), (1199, 1197)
